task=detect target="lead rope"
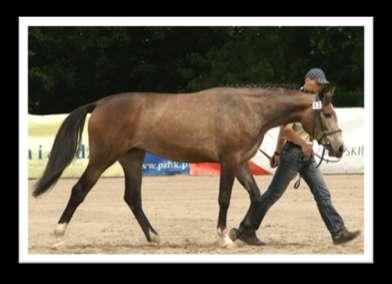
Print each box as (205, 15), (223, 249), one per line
(293, 175), (301, 189)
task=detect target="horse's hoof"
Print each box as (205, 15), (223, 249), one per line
(222, 241), (237, 249)
(54, 223), (68, 237)
(217, 228), (237, 248)
(228, 228), (239, 242)
(218, 236), (237, 248)
(150, 233), (160, 244)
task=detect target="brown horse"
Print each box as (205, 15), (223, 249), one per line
(33, 86), (344, 247)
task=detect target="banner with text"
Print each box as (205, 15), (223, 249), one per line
(28, 108), (363, 178)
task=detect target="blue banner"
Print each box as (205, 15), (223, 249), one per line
(142, 153), (189, 176)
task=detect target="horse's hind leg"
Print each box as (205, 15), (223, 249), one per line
(54, 162), (107, 236)
(119, 149), (159, 243)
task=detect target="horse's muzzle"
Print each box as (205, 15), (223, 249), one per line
(327, 144), (344, 158)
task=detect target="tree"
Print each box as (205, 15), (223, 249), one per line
(28, 26), (364, 114)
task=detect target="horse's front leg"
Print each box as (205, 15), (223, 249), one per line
(216, 162), (236, 248)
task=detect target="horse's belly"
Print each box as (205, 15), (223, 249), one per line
(142, 139), (219, 163)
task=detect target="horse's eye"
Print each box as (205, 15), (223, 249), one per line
(323, 113), (332, 118)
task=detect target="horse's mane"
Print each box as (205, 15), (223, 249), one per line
(223, 83), (301, 91)
(218, 83), (316, 95)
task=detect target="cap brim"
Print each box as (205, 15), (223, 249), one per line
(317, 78), (329, 84)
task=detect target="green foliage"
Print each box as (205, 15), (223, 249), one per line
(28, 27), (364, 114)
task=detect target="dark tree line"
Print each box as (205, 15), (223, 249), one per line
(29, 26), (364, 114)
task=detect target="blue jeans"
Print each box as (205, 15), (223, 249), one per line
(241, 142), (346, 236)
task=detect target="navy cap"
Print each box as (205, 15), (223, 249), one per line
(305, 68), (329, 85)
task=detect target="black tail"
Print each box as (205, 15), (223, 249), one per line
(33, 103), (97, 197)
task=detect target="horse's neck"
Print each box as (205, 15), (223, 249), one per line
(259, 93), (315, 130)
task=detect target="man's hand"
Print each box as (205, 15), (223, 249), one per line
(301, 143), (314, 157)
(270, 152), (280, 168)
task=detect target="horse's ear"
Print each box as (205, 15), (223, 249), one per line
(330, 86), (336, 95)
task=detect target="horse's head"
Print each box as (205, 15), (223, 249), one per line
(303, 86), (345, 158)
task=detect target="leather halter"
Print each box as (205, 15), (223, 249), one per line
(312, 96), (342, 146)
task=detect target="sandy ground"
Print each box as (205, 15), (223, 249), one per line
(28, 175), (363, 254)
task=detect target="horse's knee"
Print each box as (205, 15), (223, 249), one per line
(69, 184), (88, 206)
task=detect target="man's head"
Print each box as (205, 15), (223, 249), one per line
(304, 68), (329, 93)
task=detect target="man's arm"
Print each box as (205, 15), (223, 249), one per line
(282, 125), (314, 157)
(270, 126), (286, 167)
(275, 126), (286, 153)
